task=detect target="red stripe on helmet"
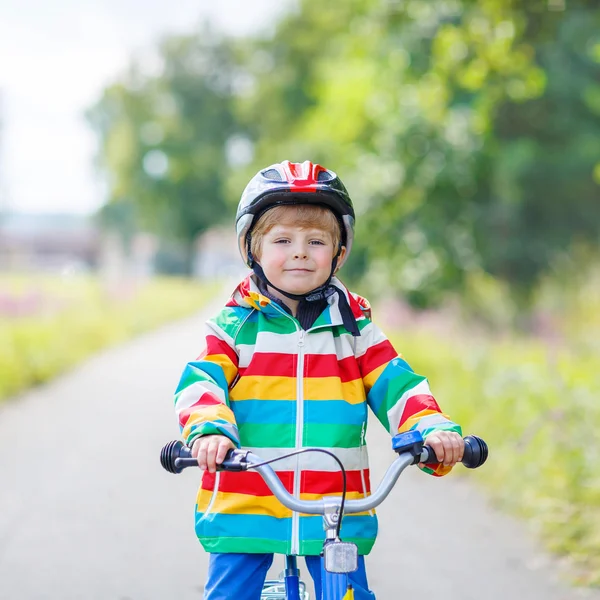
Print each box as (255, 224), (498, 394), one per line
(281, 160), (327, 191)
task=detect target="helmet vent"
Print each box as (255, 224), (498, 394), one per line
(317, 170), (334, 182)
(262, 168), (284, 182)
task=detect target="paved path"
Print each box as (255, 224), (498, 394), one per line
(0, 293), (598, 599)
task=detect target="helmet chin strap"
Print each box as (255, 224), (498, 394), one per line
(249, 254), (338, 303)
(247, 247), (360, 336)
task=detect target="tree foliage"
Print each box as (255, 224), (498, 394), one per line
(87, 25), (241, 270)
(88, 2), (600, 303)
(237, 0), (600, 305)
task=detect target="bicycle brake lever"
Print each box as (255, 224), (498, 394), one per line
(218, 449), (250, 471)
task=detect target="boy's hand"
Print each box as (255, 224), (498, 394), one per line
(191, 435), (236, 473)
(421, 431), (464, 468)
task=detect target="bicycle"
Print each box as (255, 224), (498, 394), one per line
(161, 430), (488, 600)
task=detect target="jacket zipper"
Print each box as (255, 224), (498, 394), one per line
(256, 303), (354, 552)
(291, 328), (305, 554)
(265, 302), (305, 555)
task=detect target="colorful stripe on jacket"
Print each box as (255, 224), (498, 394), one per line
(174, 274), (461, 555)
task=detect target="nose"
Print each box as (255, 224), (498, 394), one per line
(291, 241), (308, 259)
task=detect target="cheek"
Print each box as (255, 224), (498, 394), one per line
(261, 246), (287, 269)
(314, 250), (335, 270)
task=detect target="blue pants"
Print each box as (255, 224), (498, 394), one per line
(204, 553), (376, 600)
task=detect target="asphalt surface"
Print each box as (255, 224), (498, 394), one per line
(1, 294), (598, 600)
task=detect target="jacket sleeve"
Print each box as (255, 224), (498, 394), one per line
(356, 319), (462, 477)
(174, 312), (240, 448)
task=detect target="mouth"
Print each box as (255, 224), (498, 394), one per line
(285, 268), (313, 273)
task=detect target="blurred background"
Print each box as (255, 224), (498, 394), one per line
(1, 0), (599, 591)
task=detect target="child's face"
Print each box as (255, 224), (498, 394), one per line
(257, 224), (340, 295)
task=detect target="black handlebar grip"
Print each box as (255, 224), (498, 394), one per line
(160, 441), (250, 474)
(422, 435), (488, 469)
(160, 440), (197, 473)
(420, 445), (440, 464)
(461, 435), (488, 469)
(160, 440), (187, 473)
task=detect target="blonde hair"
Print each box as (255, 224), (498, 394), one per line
(250, 204), (341, 260)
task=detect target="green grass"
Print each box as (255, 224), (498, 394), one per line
(0, 274), (219, 401)
(390, 325), (600, 586)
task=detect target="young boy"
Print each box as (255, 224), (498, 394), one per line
(174, 160), (464, 600)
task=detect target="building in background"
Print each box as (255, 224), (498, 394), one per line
(0, 213), (100, 273)
(0, 212), (244, 283)
(193, 226), (248, 281)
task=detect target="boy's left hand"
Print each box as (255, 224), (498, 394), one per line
(421, 431), (464, 467)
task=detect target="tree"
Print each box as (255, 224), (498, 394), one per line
(236, 0), (600, 305)
(88, 24), (242, 272)
(476, 4), (600, 291)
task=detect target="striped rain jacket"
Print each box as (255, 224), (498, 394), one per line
(174, 274), (461, 556)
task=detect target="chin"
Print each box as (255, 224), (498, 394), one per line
(278, 284), (312, 295)
(283, 279), (327, 294)
(272, 273), (329, 295)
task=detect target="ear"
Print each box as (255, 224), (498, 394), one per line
(334, 246), (347, 273)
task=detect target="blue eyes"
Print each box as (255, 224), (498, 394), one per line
(274, 239), (326, 245)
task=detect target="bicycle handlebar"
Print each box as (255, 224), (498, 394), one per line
(160, 435), (488, 516)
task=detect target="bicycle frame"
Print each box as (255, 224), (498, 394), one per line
(260, 556), (308, 600)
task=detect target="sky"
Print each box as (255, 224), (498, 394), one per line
(0, 0), (289, 216)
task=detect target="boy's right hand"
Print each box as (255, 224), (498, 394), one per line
(191, 435), (236, 473)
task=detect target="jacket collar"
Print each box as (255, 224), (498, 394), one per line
(230, 273), (367, 332)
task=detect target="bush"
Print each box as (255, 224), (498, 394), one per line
(0, 275), (218, 402)
(390, 327), (600, 586)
